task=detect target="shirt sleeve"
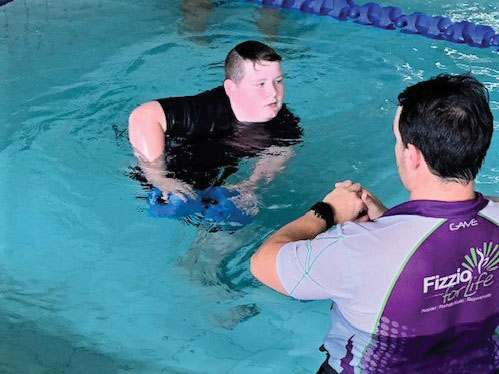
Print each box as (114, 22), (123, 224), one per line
(276, 227), (355, 303)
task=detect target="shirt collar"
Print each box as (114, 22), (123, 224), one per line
(382, 192), (488, 219)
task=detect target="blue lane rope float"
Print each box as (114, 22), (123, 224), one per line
(246, 0), (499, 49)
(0, 0), (14, 7)
(147, 186), (253, 231)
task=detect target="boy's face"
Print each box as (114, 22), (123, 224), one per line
(232, 60), (284, 122)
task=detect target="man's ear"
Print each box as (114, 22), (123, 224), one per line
(223, 79), (237, 98)
(406, 143), (423, 171)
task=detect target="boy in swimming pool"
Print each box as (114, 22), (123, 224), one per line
(251, 74), (498, 373)
(128, 40), (301, 206)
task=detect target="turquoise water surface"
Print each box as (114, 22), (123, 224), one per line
(1, 0), (498, 373)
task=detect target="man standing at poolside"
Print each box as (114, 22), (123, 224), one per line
(251, 74), (498, 373)
(128, 40), (301, 206)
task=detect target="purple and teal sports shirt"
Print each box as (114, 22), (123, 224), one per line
(277, 193), (498, 373)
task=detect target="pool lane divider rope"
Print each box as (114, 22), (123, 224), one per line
(246, 0), (499, 50)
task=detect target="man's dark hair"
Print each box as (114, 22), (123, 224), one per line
(397, 73), (493, 182)
(225, 40), (281, 83)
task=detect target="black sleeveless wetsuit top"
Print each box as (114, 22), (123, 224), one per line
(137, 86), (302, 191)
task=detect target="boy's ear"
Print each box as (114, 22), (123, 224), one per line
(224, 79), (236, 97)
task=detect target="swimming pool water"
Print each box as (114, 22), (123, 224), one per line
(1, 0), (498, 373)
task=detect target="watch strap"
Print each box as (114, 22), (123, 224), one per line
(309, 201), (335, 230)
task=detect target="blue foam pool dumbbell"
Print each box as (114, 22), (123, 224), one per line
(147, 186), (253, 229)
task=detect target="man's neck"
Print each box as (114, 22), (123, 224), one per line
(409, 179), (476, 202)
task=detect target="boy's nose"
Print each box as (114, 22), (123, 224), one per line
(266, 82), (277, 97)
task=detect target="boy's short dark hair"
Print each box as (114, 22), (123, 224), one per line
(225, 40), (281, 83)
(398, 73), (493, 182)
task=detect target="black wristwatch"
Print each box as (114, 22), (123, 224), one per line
(309, 202), (335, 230)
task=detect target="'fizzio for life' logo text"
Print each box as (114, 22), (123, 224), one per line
(422, 241), (497, 305)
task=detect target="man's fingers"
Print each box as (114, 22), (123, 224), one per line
(357, 199), (368, 214)
(362, 192), (371, 204)
(362, 193), (372, 204)
(334, 180), (362, 193)
(348, 183), (362, 192)
(364, 194), (383, 211)
(361, 194), (378, 215)
(356, 213), (369, 223)
(335, 180), (352, 188)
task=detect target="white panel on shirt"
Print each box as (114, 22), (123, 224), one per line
(276, 215), (445, 333)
